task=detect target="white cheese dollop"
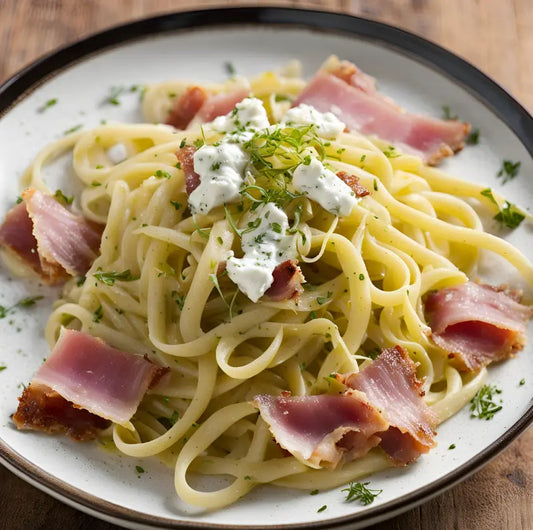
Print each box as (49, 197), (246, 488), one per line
(281, 104), (345, 139)
(212, 97), (270, 141)
(226, 202), (296, 302)
(292, 158), (357, 216)
(106, 142), (128, 164)
(188, 143), (249, 215)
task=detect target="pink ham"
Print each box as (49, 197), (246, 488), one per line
(176, 145), (200, 195)
(294, 62), (470, 165)
(192, 88), (249, 125)
(166, 86), (208, 129)
(254, 391), (388, 468)
(0, 189), (102, 284)
(265, 259), (305, 301)
(346, 345), (438, 465)
(15, 329), (167, 430)
(425, 282), (533, 371)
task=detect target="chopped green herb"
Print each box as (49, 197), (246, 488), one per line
(91, 181), (102, 187)
(442, 105), (458, 120)
(0, 295), (44, 319)
(179, 138), (187, 149)
(135, 465), (145, 474)
(466, 128), (480, 145)
(105, 86), (125, 105)
(494, 201), (525, 229)
(93, 305), (103, 323)
(155, 169), (172, 179)
(170, 200), (182, 210)
(310, 489), (319, 495)
(367, 348), (380, 360)
(309, 310), (317, 320)
(16, 196), (23, 204)
(382, 145), (400, 158)
(54, 189), (74, 205)
(193, 138), (204, 149)
(448, 443), (456, 450)
(38, 98), (58, 113)
(497, 160), (521, 184)
(519, 378), (525, 386)
(373, 179), (378, 191)
(274, 94), (290, 102)
(244, 475), (251, 480)
(225, 61), (237, 77)
(95, 164), (104, 169)
(470, 384), (502, 420)
(359, 273), (365, 280)
(342, 481), (382, 505)
(317, 505), (327, 513)
(480, 188), (497, 205)
(317, 292), (333, 305)
(171, 291), (185, 310)
(64, 124), (83, 135)
(94, 269), (138, 286)
(0, 365), (6, 372)
(360, 154), (367, 163)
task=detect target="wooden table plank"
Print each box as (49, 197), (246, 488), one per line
(0, 1), (531, 529)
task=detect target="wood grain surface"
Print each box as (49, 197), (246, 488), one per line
(0, 1), (531, 529)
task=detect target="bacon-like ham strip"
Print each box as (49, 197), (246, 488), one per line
(336, 171), (370, 198)
(176, 146), (200, 195)
(425, 282), (533, 371)
(14, 329), (166, 431)
(13, 384), (111, 441)
(294, 61), (470, 165)
(191, 88), (249, 125)
(0, 189), (102, 283)
(265, 259), (305, 301)
(254, 391), (388, 468)
(346, 345), (438, 465)
(166, 86), (208, 129)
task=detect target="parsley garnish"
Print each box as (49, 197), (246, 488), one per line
(480, 188), (497, 205)
(38, 98), (58, 113)
(93, 305), (103, 323)
(0, 295), (44, 319)
(170, 200), (182, 210)
(155, 169), (172, 179)
(382, 145), (400, 158)
(179, 138), (187, 149)
(105, 86), (125, 105)
(171, 290), (185, 310)
(135, 465), (145, 474)
(442, 105), (458, 120)
(224, 61), (237, 77)
(448, 443), (456, 450)
(316, 292), (333, 305)
(159, 410), (179, 429)
(466, 128), (480, 145)
(0, 365), (6, 372)
(470, 384), (502, 420)
(54, 189), (74, 205)
(494, 201), (525, 229)
(16, 196), (23, 204)
(342, 481), (382, 505)
(64, 124), (83, 135)
(497, 160), (521, 184)
(317, 505), (327, 513)
(94, 269), (138, 286)
(519, 378), (525, 386)
(310, 489), (319, 495)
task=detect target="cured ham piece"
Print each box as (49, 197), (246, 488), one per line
(176, 146), (200, 195)
(166, 86), (208, 129)
(425, 282), (533, 371)
(254, 391), (388, 468)
(167, 86), (249, 129)
(14, 329), (166, 433)
(336, 171), (370, 198)
(265, 259), (305, 301)
(294, 60), (470, 165)
(0, 189), (102, 284)
(346, 345), (438, 465)
(13, 384), (111, 441)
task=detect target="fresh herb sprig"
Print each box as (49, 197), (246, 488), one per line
(469, 384), (503, 420)
(497, 160), (521, 184)
(0, 296), (44, 319)
(342, 481), (383, 505)
(93, 269), (139, 286)
(479, 189), (525, 229)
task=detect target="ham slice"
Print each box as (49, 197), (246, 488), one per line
(13, 384), (111, 441)
(294, 60), (470, 165)
(265, 259), (305, 301)
(166, 86), (208, 129)
(167, 86), (250, 129)
(0, 189), (102, 283)
(425, 282), (533, 371)
(14, 329), (166, 432)
(254, 391), (388, 468)
(346, 345), (438, 465)
(176, 145), (200, 195)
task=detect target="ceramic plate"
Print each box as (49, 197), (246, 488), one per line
(0, 7), (532, 530)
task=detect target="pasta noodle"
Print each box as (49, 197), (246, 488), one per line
(17, 62), (533, 510)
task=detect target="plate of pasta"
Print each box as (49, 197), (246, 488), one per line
(0, 7), (532, 530)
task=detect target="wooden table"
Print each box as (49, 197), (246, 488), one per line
(0, 1), (531, 529)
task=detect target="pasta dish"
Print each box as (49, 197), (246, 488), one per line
(2, 57), (532, 510)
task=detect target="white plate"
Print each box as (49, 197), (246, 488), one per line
(0, 8), (532, 530)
